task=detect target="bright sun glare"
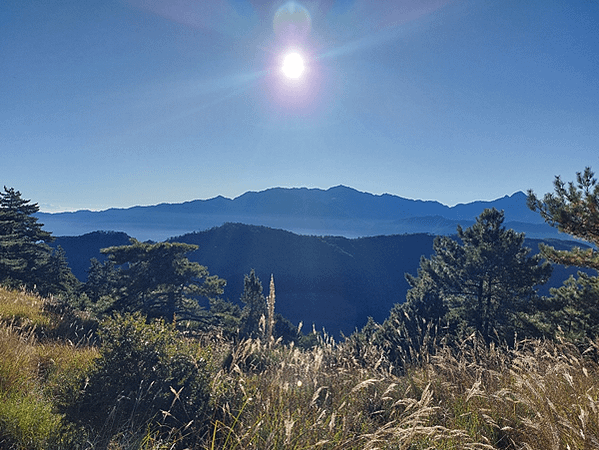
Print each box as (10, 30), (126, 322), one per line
(281, 52), (305, 79)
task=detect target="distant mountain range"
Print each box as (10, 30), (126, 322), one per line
(53, 225), (590, 336)
(37, 186), (562, 241)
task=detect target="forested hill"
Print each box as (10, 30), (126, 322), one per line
(38, 186), (559, 241)
(54, 224), (591, 336)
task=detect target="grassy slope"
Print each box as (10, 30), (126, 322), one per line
(209, 333), (599, 450)
(0, 288), (98, 450)
(1, 286), (599, 449)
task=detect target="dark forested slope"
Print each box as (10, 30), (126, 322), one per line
(54, 224), (592, 336)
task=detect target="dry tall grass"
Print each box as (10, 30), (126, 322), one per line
(207, 334), (485, 449)
(2, 286), (599, 449)
(0, 287), (98, 449)
(205, 331), (599, 450)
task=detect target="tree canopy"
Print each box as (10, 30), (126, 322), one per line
(386, 208), (552, 345)
(527, 167), (599, 269)
(0, 186), (78, 296)
(239, 269), (268, 339)
(98, 239), (226, 322)
(528, 167), (599, 341)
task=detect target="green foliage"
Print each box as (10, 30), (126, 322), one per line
(205, 297), (243, 338)
(82, 257), (121, 306)
(0, 391), (64, 450)
(528, 167), (599, 341)
(526, 271), (599, 343)
(220, 270), (299, 344)
(41, 245), (81, 299)
(239, 269), (267, 339)
(549, 272), (599, 341)
(0, 187), (79, 297)
(371, 269), (450, 367)
(0, 288), (51, 331)
(98, 239), (226, 322)
(0, 287), (98, 449)
(273, 312), (300, 344)
(447, 209), (551, 340)
(405, 268), (447, 322)
(388, 208), (552, 347)
(65, 312), (211, 445)
(369, 210), (552, 369)
(5, 287), (599, 449)
(528, 166), (599, 267)
(369, 304), (443, 372)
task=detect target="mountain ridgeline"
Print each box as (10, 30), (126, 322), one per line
(54, 225), (590, 336)
(38, 186), (556, 241)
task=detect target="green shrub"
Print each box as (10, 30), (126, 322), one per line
(0, 288), (50, 330)
(0, 391), (65, 450)
(65, 312), (211, 446)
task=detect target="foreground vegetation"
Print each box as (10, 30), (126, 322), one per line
(1, 286), (599, 449)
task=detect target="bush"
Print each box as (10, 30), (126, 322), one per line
(65, 312), (211, 446)
(0, 391), (65, 450)
(0, 288), (97, 449)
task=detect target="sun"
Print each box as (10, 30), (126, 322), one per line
(281, 52), (305, 79)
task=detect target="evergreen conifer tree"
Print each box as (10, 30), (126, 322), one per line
(40, 245), (80, 297)
(402, 208), (552, 342)
(240, 269), (267, 339)
(528, 167), (599, 268)
(81, 258), (121, 314)
(0, 187), (52, 288)
(0, 186), (78, 296)
(528, 167), (599, 340)
(100, 239), (225, 321)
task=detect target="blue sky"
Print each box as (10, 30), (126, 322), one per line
(2, 0), (598, 212)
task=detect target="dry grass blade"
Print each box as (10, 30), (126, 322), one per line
(351, 378), (383, 394)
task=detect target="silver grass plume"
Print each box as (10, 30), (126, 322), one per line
(267, 274), (276, 342)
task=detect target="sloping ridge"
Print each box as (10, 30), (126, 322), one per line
(38, 186), (553, 241)
(54, 223), (591, 337)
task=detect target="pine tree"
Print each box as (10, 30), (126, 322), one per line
(404, 208), (552, 342)
(528, 167), (599, 340)
(81, 258), (121, 314)
(528, 167), (599, 268)
(100, 239), (226, 321)
(239, 269), (267, 339)
(0, 186), (77, 296)
(40, 245), (80, 297)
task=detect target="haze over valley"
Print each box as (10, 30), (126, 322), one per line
(37, 185), (558, 241)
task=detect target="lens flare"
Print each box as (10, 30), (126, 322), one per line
(273, 1), (311, 42)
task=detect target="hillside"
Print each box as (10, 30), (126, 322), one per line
(52, 231), (132, 281)
(3, 287), (599, 449)
(54, 224), (592, 336)
(38, 186), (559, 241)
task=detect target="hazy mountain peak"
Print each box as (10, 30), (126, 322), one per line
(36, 186), (551, 241)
